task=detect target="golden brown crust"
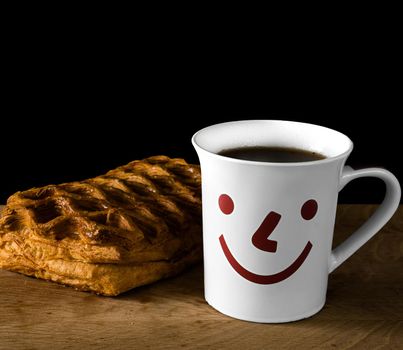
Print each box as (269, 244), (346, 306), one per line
(0, 156), (202, 295)
(0, 238), (202, 296)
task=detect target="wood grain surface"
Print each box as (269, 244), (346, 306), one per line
(0, 205), (402, 350)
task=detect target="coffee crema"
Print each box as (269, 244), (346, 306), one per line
(218, 146), (326, 163)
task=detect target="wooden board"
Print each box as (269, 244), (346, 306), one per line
(0, 205), (402, 350)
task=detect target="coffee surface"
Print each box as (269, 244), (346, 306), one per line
(218, 146), (326, 163)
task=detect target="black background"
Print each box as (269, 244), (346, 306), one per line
(2, 24), (401, 205)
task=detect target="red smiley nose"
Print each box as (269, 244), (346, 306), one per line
(251, 211), (281, 253)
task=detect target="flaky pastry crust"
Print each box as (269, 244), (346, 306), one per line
(0, 156), (202, 296)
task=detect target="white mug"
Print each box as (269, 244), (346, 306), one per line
(192, 120), (400, 323)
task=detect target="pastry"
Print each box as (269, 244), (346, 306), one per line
(0, 156), (202, 296)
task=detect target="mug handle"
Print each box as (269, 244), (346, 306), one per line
(329, 166), (401, 273)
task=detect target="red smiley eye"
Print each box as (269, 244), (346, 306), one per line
(219, 194), (234, 215)
(301, 199), (318, 220)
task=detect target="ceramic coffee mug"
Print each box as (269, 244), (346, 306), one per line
(192, 120), (401, 323)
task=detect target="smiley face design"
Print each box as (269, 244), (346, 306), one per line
(218, 194), (318, 284)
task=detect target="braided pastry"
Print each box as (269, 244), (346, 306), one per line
(0, 156), (202, 296)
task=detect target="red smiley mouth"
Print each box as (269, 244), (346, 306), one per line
(220, 236), (312, 284)
(219, 211), (313, 284)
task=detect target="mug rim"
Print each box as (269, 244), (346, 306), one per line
(192, 120), (354, 167)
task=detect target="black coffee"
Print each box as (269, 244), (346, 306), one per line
(218, 146), (326, 163)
